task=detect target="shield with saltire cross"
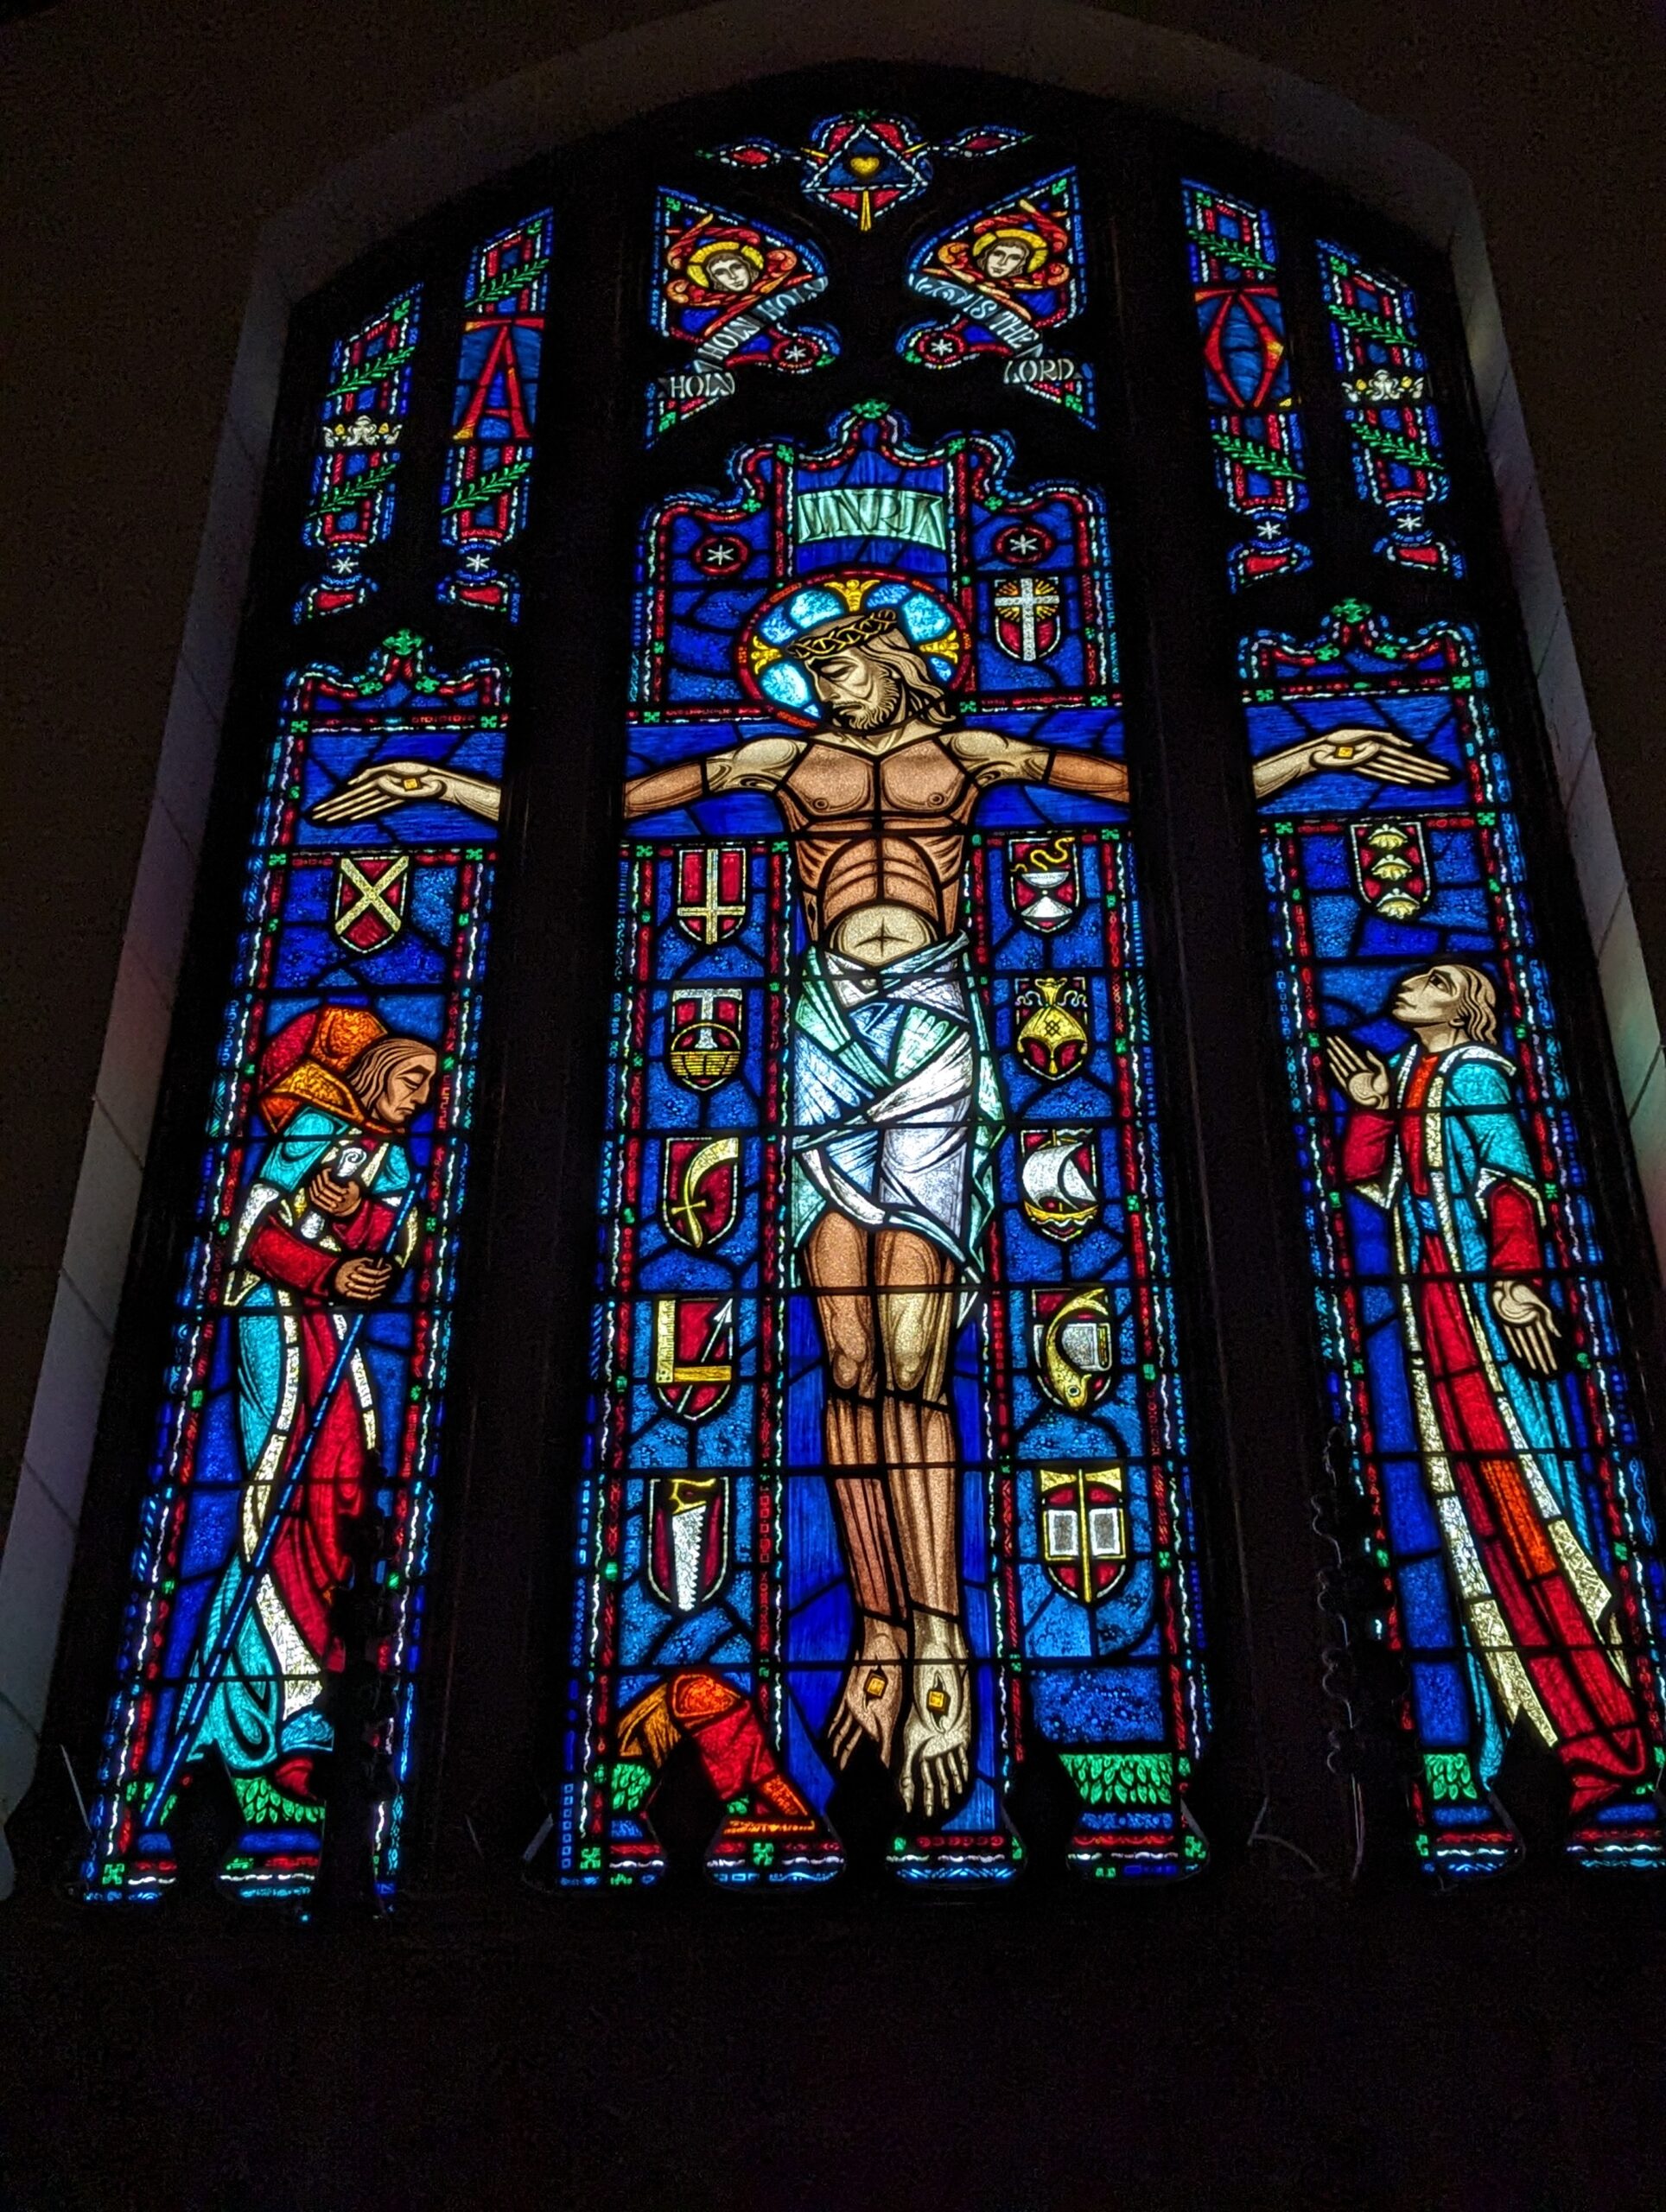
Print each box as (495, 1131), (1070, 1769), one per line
(332, 852), (410, 953)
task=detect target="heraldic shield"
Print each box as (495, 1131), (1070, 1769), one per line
(661, 1136), (741, 1252)
(993, 573), (1062, 662)
(331, 852), (410, 953)
(675, 845), (750, 944)
(1010, 836), (1082, 932)
(1350, 818), (1431, 923)
(1015, 973), (1091, 1079)
(1039, 1466), (1128, 1602)
(668, 991), (744, 1091)
(1033, 1286), (1117, 1412)
(1020, 1128), (1101, 1243)
(652, 1295), (735, 1421)
(647, 1474), (730, 1612)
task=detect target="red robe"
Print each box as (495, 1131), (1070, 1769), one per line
(1343, 1058), (1644, 1813)
(242, 1189), (397, 1675)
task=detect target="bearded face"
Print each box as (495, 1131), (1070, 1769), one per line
(809, 645), (905, 733)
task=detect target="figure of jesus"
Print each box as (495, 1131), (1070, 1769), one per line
(322, 613), (1444, 1822)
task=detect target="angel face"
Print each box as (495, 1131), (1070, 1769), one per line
(701, 250), (758, 295)
(976, 236), (1031, 283)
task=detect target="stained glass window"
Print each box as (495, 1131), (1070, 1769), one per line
(563, 398), (1208, 1886)
(1247, 602), (1666, 1876)
(296, 289), (421, 620)
(82, 201), (550, 1902)
(1318, 241), (1460, 576)
(1181, 182), (1311, 588)
(438, 213), (551, 616)
(63, 87), (1666, 1909)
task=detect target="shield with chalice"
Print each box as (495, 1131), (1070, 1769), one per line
(1009, 836), (1081, 933)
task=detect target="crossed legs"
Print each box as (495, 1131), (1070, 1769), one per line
(803, 1210), (973, 1822)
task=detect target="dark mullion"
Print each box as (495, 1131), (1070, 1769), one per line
(418, 131), (645, 1872)
(1107, 134), (1358, 1879)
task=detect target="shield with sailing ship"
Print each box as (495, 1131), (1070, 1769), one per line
(1019, 1129), (1101, 1243)
(1009, 837), (1081, 934)
(661, 1136), (741, 1252)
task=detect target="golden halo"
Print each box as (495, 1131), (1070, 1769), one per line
(685, 237), (766, 289)
(971, 224), (1049, 276)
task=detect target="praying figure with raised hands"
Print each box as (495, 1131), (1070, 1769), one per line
(1326, 963), (1645, 1817)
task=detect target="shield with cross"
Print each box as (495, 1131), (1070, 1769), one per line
(675, 844), (750, 945)
(331, 853), (410, 954)
(992, 573), (1062, 663)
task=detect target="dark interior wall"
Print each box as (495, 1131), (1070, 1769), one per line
(6, 0), (1662, 1533)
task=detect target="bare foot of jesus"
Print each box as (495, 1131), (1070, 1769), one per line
(899, 1610), (973, 1824)
(825, 1614), (906, 1772)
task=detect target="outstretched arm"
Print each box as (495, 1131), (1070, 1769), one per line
(624, 733), (803, 821)
(312, 761), (502, 826)
(1253, 726), (1451, 801)
(950, 728), (1129, 807)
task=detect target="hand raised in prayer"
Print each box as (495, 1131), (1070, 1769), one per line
(1326, 1033), (1392, 1112)
(1491, 1277), (1561, 1376)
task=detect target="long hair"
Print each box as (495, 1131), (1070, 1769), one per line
(850, 625), (956, 729)
(1447, 964), (1499, 1046)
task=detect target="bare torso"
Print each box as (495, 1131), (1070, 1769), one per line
(777, 732), (981, 959)
(620, 708), (1129, 968)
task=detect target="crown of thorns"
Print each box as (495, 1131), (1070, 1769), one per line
(796, 608), (909, 662)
